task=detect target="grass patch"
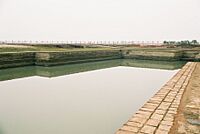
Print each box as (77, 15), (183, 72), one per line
(0, 45), (115, 53)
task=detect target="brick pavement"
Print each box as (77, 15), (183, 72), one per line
(116, 62), (197, 134)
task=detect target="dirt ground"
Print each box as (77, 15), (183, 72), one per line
(170, 63), (200, 134)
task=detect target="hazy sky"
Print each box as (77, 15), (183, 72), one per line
(0, 0), (199, 41)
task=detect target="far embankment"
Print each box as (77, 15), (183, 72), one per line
(122, 47), (200, 61)
(0, 45), (121, 68)
(1, 44), (200, 69)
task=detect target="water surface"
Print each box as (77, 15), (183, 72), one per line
(0, 63), (179, 134)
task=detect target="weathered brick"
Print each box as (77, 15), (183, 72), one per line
(150, 98), (163, 102)
(116, 130), (136, 134)
(157, 105), (168, 110)
(121, 125), (139, 133)
(126, 121), (143, 128)
(133, 113), (150, 119)
(170, 104), (179, 108)
(163, 98), (174, 103)
(155, 129), (169, 134)
(145, 102), (159, 107)
(160, 120), (173, 126)
(136, 110), (152, 116)
(140, 125), (156, 134)
(154, 110), (166, 115)
(147, 100), (161, 104)
(163, 117), (174, 122)
(151, 113), (164, 121)
(167, 110), (177, 115)
(158, 124), (172, 131)
(146, 119), (160, 127)
(129, 117), (147, 124)
(160, 102), (171, 106)
(140, 107), (154, 112)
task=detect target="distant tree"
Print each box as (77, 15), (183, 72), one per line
(191, 40), (198, 45)
(178, 40), (190, 45)
(163, 41), (176, 45)
(164, 40), (199, 47)
(169, 41), (176, 45)
(163, 41), (168, 44)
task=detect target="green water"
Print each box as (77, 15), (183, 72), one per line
(0, 59), (186, 81)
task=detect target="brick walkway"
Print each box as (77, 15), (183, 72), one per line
(116, 62), (197, 134)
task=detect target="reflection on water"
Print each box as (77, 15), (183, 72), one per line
(0, 66), (178, 134)
(0, 59), (185, 81)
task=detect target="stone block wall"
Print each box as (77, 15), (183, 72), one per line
(182, 50), (200, 61)
(1, 48), (200, 69)
(35, 50), (122, 66)
(122, 50), (182, 61)
(0, 52), (35, 69)
(0, 50), (122, 69)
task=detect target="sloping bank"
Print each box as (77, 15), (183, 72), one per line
(1, 48), (200, 69)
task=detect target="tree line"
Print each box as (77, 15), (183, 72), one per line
(163, 40), (199, 46)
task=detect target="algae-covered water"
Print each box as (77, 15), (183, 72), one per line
(0, 60), (185, 134)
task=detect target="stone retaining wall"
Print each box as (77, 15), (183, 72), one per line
(1, 48), (200, 69)
(35, 50), (121, 66)
(0, 50), (122, 69)
(116, 62), (197, 134)
(122, 49), (182, 61)
(0, 52), (35, 69)
(122, 49), (200, 61)
(182, 50), (200, 61)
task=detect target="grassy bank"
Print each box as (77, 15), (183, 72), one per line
(0, 45), (115, 52)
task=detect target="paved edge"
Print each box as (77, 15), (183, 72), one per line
(115, 62), (197, 134)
